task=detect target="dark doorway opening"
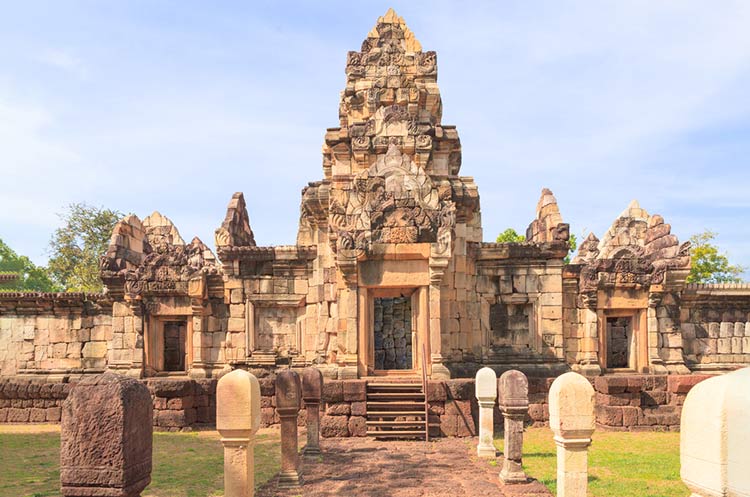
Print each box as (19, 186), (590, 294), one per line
(606, 316), (632, 369)
(163, 321), (187, 372)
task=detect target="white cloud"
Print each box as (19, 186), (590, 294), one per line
(37, 49), (88, 79)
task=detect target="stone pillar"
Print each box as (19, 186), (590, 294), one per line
(60, 372), (152, 497)
(498, 369), (529, 484)
(301, 367), (323, 455)
(549, 372), (595, 497)
(217, 369), (261, 497)
(474, 367), (497, 458)
(681, 367), (750, 497)
(275, 369), (302, 487)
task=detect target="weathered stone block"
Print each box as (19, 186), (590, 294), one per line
(326, 403), (351, 416)
(61, 372), (152, 497)
(320, 414), (349, 437)
(322, 380), (344, 402)
(348, 415), (367, 437)
(342, 379), (366, 401)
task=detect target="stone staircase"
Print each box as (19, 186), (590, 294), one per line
(365, 381), (431, 439)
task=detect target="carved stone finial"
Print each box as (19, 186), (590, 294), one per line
(526, 187), (568, 243)
(216, 192), (256, 248)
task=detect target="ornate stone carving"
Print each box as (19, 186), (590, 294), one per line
(573, 201), (691, 292)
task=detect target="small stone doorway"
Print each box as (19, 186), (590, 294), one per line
(145, 317), (192, 376)
(605, 316), (634, 370)
(163, 321), (187, 372)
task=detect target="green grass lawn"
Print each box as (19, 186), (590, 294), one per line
(495, 427), (689, 497)
(0, 429), (280, 497)
(1, 426), (687, 497)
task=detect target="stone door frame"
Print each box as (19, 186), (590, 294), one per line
(358, 285), (429, 377)
(597, 308), (648, 373)
(144, 315), (193, 376)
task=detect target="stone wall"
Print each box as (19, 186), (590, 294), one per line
(0, 293), (111, 377)
(680, 284), (750, 369)
(0, 373), (718, 433)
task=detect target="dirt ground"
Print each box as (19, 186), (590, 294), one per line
(257, 436), (552, 497)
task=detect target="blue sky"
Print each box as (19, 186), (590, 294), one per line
(1, 1), (749, 278)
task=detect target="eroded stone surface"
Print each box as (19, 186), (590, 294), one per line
(498, 370), (529, 484)
(275, 370), (302, 487)
(60, 372), (152, 497)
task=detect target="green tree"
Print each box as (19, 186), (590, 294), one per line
(686, 230), (745, 284)
(0, 238), (59, 292)
(47, 203), (122, 292)
(496, 228), (526, 243)
(564, 233), (578, 265)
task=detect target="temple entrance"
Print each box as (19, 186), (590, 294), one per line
(163, 321), (187, 372)
(145, 317), (192, 376)
(373, 297), (412, 370)
(606, 316), (633, 369)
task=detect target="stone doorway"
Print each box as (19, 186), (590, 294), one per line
(606, 316), (633, 369)
(163, 321), (187, 372)
(373, 297), (412, 370)
(145, 317), (192, 376)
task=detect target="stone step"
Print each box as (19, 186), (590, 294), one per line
(366, 392), (425, 400)
(366, 430), (426, 438)
(366, 410), (425, 417)
(366, 420), (438, 426)
(366, 401), (424, 409)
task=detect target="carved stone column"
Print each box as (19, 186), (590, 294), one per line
(217, 369), (261, 497)
(577, 292), (601, 376)
(475, 367), (497, 458)
(301, 368), (323, 455)
(275, 370), (302, 487)
(498, 370), (529, 484)
(549, 372), (595, 497)
(429, 251), (451, 379)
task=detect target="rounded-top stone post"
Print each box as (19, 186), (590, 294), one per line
(475, 367), (497, 458)
(61, 372), (153, 497)
(498, 370), (529, 484)
(681, 366), (750, 497)
(301, 367), (323, 455)
(549, 372), (595, 497)
(275, 369), (302, 487)
(217, 369), (261, 497)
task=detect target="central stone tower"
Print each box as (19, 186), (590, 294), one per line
(297, 9), (481, 378)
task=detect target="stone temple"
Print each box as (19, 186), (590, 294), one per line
(1, 10), (749, 433)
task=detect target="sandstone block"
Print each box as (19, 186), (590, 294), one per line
(321, 414), (350, 437)
(61, 372), (152, 497)
(342, 379), (366, 401)
(348, 415), (367, 437)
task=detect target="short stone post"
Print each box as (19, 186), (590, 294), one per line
(60, 372), (152, 497)
(475, 367), (497, 457)
(498, 369), (529, 484)
(217, 369), (261, 497)
(549, 372), (595, 497)
(301, 367), (323, 455)
(276, 369), (302, 487)
(681, 366), (750, 497)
